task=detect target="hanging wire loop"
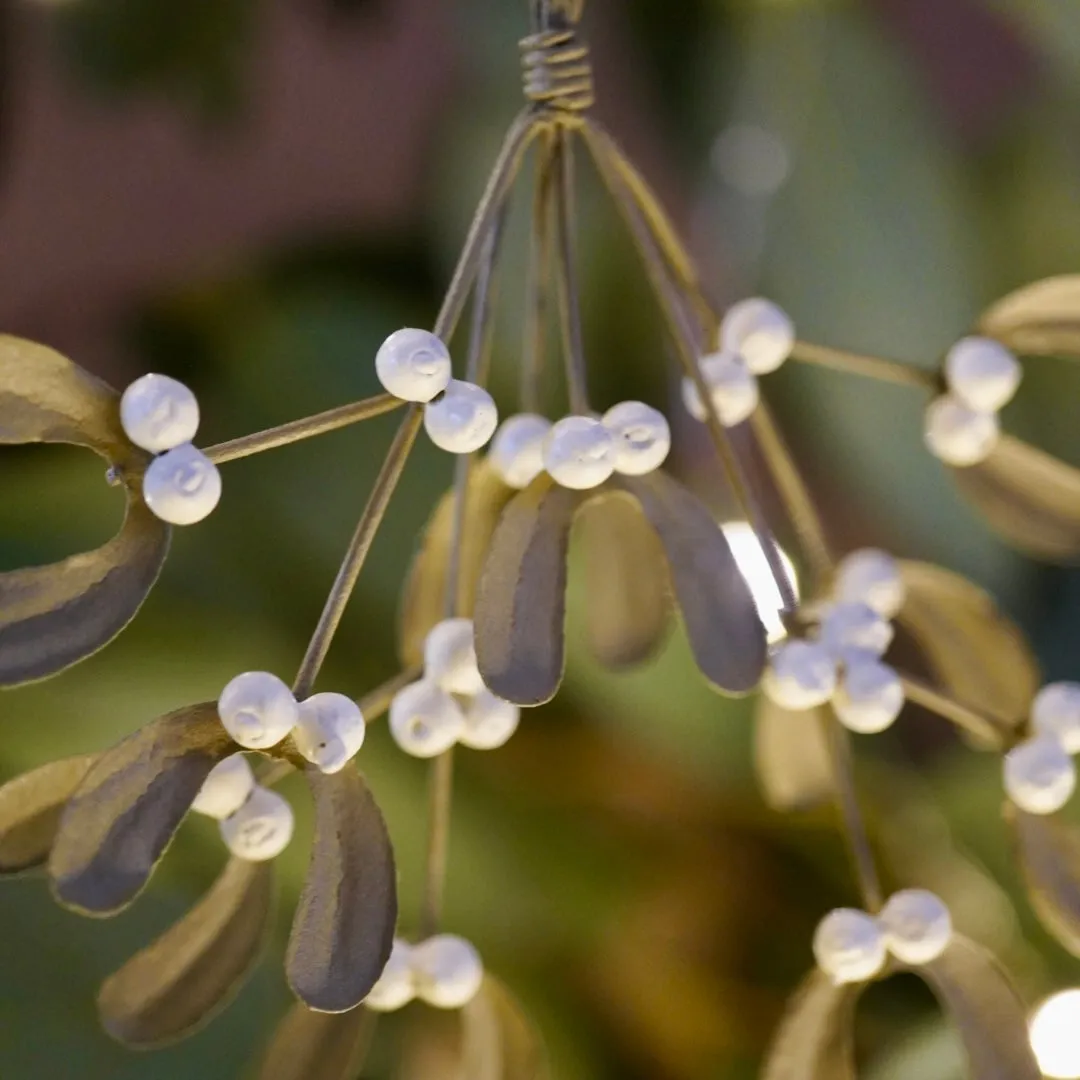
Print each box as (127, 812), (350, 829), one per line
(521, 4), (593, 117)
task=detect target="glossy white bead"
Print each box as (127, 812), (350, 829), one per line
(1004, 735), (1077, 815)
(761, 640), (837, 710)
(190, 753), (255, 820)
(120, 373), (200, 453)
(835, 548), (905, 619)
(489, 413), (551, 488)
(924, 394), (998, 467)
(411, 934), (484, 1009)
(364, 938), (416, 1012)
(218, 671), (299, 750)
(720, 297), (795, 374)
(423, 618), (483, 696)
(1031, 682), (1080, 755)
(817, 602), (894, 659)
(142, 443), (222, 525)
(601, 400), (671, 476)
(879, 889), (953, 966)
(459, 689), (520, 750)
(219, 786), (294, 862)
(832, 657), (904, 734)
(812, 908), (887, 985)
(293, 692), (366, 774)
(424, 380), (498, 454)
(681, 350), (760, 427)
(944, 337), (1021, 414)
(389, 680), (466, 758)
(543, 415), (616, 489)
(375, 328), (452, 403)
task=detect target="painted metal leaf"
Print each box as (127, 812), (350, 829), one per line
(978, 274), (1080, 358)
(753, 702), (834, 812)
(461, 976), (551, 1080)
(97, 857), (274, 1046)
(285, 765), (397, 1012)
(579, 493), (671, 670)
(897, 560), (1039, 733)
(918, 935), (1041, 1080)
(256, 1003), (373, 1080)
(612, 472), (767, 693)
(760, 968), (858, 1080)
(49, 703), (233, 915)
(951, 436), (1080, 562)
(0, 754), (96, 874)
(399, 458), (516, 667)
(475, 474), (585, 706)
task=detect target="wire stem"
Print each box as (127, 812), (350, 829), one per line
(900, 674), (1009, 748)
(790, 341), (938, 391)
(418, 750), (455, 938)
(521, 129), (558, 413)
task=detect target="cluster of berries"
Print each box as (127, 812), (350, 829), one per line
(365, 934), (484, 1012)
(1004, 682), (1080, 815)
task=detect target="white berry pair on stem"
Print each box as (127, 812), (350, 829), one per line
(1004, 682), (1080, 815)
(365, 934), (484, 1012)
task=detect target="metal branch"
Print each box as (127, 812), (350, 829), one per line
(791, 341), (939, 391)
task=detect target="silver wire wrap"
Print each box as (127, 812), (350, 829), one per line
(520, 26), (594, 115)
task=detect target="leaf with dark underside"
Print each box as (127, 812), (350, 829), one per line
(474, 474), (585, 706)
(753, 701), (834, 812)
(978, 275), (1080, 359)
(612, 471), (767, 694)
(285, 766), (396, 1012)
(49, 703), (233, 915)
(0, 755), (97, 874)
(98, 857), (273, 1047)
(918, 935), (1041, 1080)
(461, 976), (551, 1080)
(256, 1003), (374, 1080)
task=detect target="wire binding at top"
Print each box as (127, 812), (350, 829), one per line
(520, 27), (594, 116)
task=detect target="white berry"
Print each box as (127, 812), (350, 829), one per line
(543, 415), (616, 489)
(812, 908), (887, 985)
(835, 548), (905, 619)
(924, 394), (999, 467)
(879, 889), (953, 966)
(1031, 682), (1080, 755)
(375, 328), (452, 403)
(120, 373), (200, 453)
(944, 337), (1021, 414)
(293, 692), (366, 774)
(720, 297), (795, 374)
(389, 680), (466, 758)
(219, 786), (294, 861)
(411, 934), (484, 1009)
(817, 602), (893, 659)
(762, 640), (837, 710)
(423, 618), (483, 696)
(488, 413), (551, 488)
(218, 671), (299, 750)
(424, 380), (498, 454)
(190, 753), (255, 820)
(459, 689), (520, 750)
(142, 443), (222, 525)
(832, 657), (904, 734)
(1004, 735), (1077, 815)
(681, 350), (760, 427)
(364, 938), (416, 1012)
(601, 400), (671, 476)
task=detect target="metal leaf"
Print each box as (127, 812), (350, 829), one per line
(579, 493), (671, 670)
(285, 766), (397, 1012)
(97, 857), (274, 1047)
(951, 435), (1080, 562)
(612, 472), (767, 694)
(897, 560), (1039, 733)
(256, 1003), (373, 1080)
(0, 754), (96, 874)
(49, 703), (233, 915)
(475, 474), (585, 706)
(399, 458), (516, 667)
(978, 275), (1080, 358)
(753, 702), (834, 812)
(918, 936), (1041, 1080)
(760, 968), (858, 1080)
(461, 976), (551, 1080)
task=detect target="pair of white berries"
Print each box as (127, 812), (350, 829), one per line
(924, 337), (1022, 467)
(389, 618), (520, 757)
(762, 549), (906, 734)
(682, 298), (794, 427)
(217, 671), (366, 775)
(489, 402), (671, 492)
(119, 373), (222, 525)
(1003, 682), (1080, 815)
(365, 934), (483, 1012)
(813, 889), (953, 985)
(375, 329), (498, 455)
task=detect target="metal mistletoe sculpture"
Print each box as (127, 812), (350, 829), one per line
(2, 1), (1080, 1076)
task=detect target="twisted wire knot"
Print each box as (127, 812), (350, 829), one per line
(520, 26), (594, 115)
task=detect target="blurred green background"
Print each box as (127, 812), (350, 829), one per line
(3, 0), (1080, 1076)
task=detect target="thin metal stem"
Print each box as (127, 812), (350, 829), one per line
(790, 341), (939, 392)
(900, 674), (1008, 748)
(521, 130), (557, 413)
(418, 750), (455, 939)
(203, 394), (404, 465)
